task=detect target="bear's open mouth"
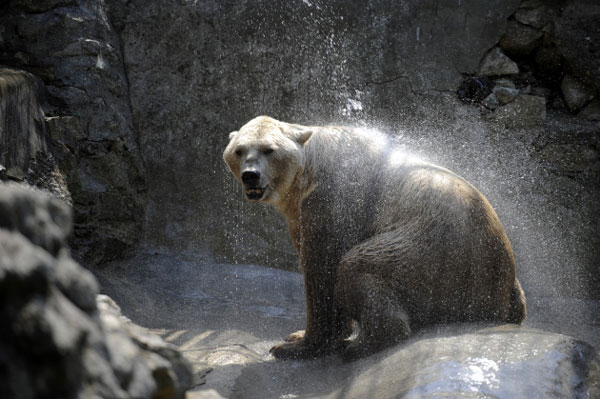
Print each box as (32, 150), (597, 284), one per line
(245, 187), (265, 200)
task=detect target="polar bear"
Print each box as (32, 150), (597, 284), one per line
(223, 116), (526, 360)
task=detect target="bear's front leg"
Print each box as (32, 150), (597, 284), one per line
(271, 265), (352, 360)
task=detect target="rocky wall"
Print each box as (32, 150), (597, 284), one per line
(110, 0), (519, 266)
(0, 182), (194, 399)
(1, 0), (598, 300)
(0, 0), (146, 265)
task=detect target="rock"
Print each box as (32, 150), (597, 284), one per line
(536, 144), (598, 174)
(499, 18), (544, 56)
(479, 47), (519, 76)
(495, 78), (516, 89)
(482, 93), (500, 110)
(514, 5), (552, 29)
(97, 295), (195, 399)
(552, 2), (600, 91)
(0, 4), (147, 265)
(561, 75), (595, 112)
(0, 183), (71, 255)
(493, 86), (520, 105)
(0, 183), (194, 399)
(342, 328), (600, 399)
(579, 101), (600, 121)
(488, 95), (546, 128)
(0, 68), (69, 200)
(232, 326), (600, 399)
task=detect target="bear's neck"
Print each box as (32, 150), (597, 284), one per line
(276, 127), (389, 247)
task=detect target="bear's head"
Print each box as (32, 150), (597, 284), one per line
(223, 116), (312, 206)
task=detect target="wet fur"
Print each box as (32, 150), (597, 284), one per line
(224, 116), (526, 360)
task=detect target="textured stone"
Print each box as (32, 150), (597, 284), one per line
(479, 47), (519, 76)
(561, 74), (595, 112)
(482, 93), (500, 110)
(112, 0), (519, 266)
(0, 3), (147, 265)
(488, 95), (546, 128)
(514, 5), (552, 29)
(493, 85), (519, 104)
(0, 183), (71, 255)
(553, 2), (600, 91)
(499, 18), (544, 56)
(0, 183), (193, 399)
(579, 101), (600, 121)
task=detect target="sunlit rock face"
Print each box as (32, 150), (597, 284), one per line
(234, 326), (600, 399)
(0, 183), (193, 399)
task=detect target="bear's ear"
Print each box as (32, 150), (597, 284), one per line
(294, 129), (313, 146)
(229, 131), (238, 140)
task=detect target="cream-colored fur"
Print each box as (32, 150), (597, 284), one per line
(224, 116), (526, 360)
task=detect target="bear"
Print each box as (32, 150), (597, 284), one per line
(223, 115), (526, 360)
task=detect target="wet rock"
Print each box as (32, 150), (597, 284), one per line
(514, 4), (552, 29)
(0, 183), (193, 399)
(493, 86), (519, 105)
(479, 47), (519, 76)
(0, 68), (69, 200)
(499, 18), (544, 56)
(487, 95), (546, 128)
(552, 2), (600, 91)
(579, 101), (600, 121)
(536, 144), (598, 175)
(495, 78), (516, 89)
(457, 76), (492, 103)
(0, 183), (71, 256)
(233, 326), (600, 399)
(482, 93), (500, 110)
(561, 74), (595, 112)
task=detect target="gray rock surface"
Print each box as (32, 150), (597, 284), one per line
(0, 183), (193, 399)
(499, 17), (544, 56)
(2, 0), (598, 304)
(96, 251), (600, 399)
(561, 74), (596, 112)
(493, 85), (519, 104)
(580, 101), (600, 121)
(109, 0), (519, 266)
(0, 68), (69, 200)
(0, 2), (146, 265)
(487, 94), (546, 128)
(479, 47), (519, 76)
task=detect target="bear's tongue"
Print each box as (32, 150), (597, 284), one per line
(246, 187), (264, 200)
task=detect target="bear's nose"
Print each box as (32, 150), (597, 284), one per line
(241, 170), (261, 186)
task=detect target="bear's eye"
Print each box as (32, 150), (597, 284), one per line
(262, 148), (274, 155)
(234, 149), (243, 157)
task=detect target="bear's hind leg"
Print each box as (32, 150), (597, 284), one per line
(506, 279), (527, 324)
(336, 273), (411, 361)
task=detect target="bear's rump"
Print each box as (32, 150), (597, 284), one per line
(336, 213), (514, 327)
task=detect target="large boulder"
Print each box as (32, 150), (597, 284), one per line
(234, 326), (600, 399)
(0, 183), (194, 399)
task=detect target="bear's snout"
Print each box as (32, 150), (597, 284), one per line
(241, 170), (265, 200)
(241, 170), (261, 186)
